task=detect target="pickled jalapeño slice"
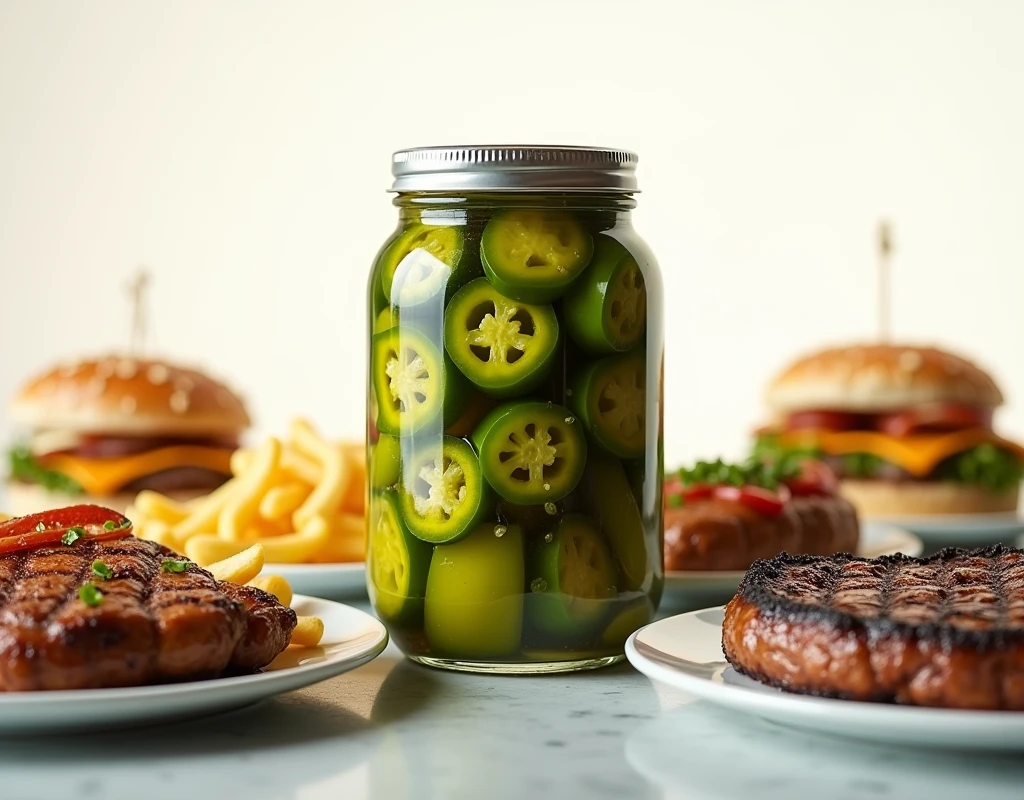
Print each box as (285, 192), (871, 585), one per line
(380, 224), (466, 306)
(444, 278), (560, 398)
(473, 401), (587, 505)
(480, 210), (594, 303)
(527, 515), (618, 638)
(570, 350), (646, 459)
(564, 236), (647, 354)
(369, 491), (431, 626)
(584, 453), (647, 591)
(370, 433), (402, 490)
(372, 328), (464, 436)
(600, 597), (654, 649)
(400, 436), (492, 544)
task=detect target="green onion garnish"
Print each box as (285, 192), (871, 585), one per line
(79, 583), (103, 607)
(61, 527), (85, 546)
(103, 520), (117, 531)
(161, 558), (190, 573)
(91, 560), (113, 580)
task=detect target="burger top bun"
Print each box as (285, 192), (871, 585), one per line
(765, 343), (1004, 414)
(9, 355), (250, 436)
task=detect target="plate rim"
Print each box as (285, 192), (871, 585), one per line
(626, 608), (1024, 738)
(0, 594), (387, 706)
(263, 561), (365, 573)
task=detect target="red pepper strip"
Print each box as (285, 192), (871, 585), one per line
(0, 505), (133, 557)
(784, 459), (839, 497)
(680, 483), (715, 502)
(712, 484), (790, 517)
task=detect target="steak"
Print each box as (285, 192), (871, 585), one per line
(0, 536), (297, 691)
(665, 494), (859, 572)
(722, 546), (1024, 709)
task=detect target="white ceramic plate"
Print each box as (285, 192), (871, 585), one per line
(0, 595), (387, 734)
(264, 561), (366, 599)
(627, 607), (1024, 750)
(866, 512), (1024, 546)
(662, 524), (923, 608)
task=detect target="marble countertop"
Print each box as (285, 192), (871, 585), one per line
(5, 599), (1024, 800)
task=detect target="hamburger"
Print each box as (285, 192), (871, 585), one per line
(6, 355), (249, 515)
(756, 343), (1024, 517)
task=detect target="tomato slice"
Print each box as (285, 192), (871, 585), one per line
(785, 410), (863, 432)
(0, 505), (133, 557)
(713, 484), (790, 517)
(783, 458), (838, 497)
(874, 403), (991, 437)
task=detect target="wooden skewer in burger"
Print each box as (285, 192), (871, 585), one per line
(6, 270), (250, 515)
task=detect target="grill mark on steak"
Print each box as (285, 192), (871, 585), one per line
(0, 537), (297, 691)
(735, 546), (1024, 647)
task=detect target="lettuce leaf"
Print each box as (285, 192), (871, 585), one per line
(935, 444), (1024, 493)
(8, 446), (84, 495)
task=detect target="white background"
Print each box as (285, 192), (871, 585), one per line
(1, 0), (1022, 465)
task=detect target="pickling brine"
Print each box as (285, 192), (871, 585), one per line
(366, 146), (664, 673)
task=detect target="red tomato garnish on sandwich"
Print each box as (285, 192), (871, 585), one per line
(874, 403), (992, 438)
(785, 410), (863, 432)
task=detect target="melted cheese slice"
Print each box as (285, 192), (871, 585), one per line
(39, 446), (233, 496)
(775, 428), (1024, 477)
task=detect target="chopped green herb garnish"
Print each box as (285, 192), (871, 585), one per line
(676, 455), (802, 491)
(61, 527), (85, 546)
(103, 520), (117, 531)
(91, 560), (113, 580)
(79, 583), (103, 607)
(161, 558), (190, 573)
(34, 521), (46, 532)
(120, 518), (132, 529)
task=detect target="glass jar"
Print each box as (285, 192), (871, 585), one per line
(366, 146), (663, 674)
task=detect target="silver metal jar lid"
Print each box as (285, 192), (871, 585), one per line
(390, 145), (639, 193)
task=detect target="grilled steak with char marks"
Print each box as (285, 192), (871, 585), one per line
(723, 546), (1024, 709)
(0, 537), (296, 691)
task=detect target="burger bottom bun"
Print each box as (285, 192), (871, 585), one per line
(839, 479), (1020, 518)
(4, 482), (208, 518)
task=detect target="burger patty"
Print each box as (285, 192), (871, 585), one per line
(120, 466), (231, 494)
(664, 494), (859, 572)
(0, 537), (297, 691)
(49, 434), (240, 460)
(722, 546), (1024, 709)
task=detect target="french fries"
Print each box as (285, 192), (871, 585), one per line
(205, 542), (266, 584)
(218, 437), (282, 541)
(204, 546), (321, 649)
(132, 418), (366, 566)
(290, 615), (325, 648)
(248, 574), (293, 607)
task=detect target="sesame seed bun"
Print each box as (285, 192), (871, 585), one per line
(765, 343), (1004, 413)
(8, 355), (250, 436)
(839, 479), (1019, 517)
